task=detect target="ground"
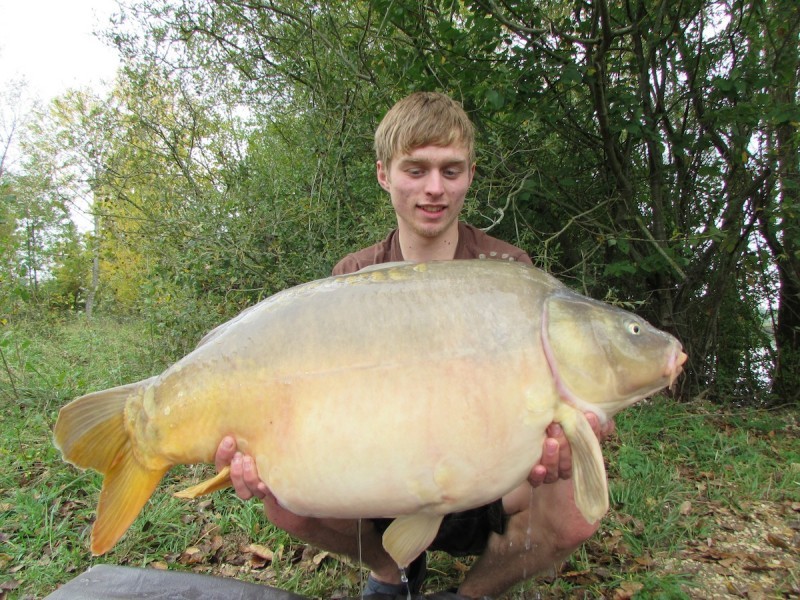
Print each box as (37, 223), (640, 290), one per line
(650, 499), (799, 600)
(128, 495), (798, 599)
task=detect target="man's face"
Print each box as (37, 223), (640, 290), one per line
(377, 144), (475, 240)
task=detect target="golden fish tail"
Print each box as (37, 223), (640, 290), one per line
(53, 378), (168, 555)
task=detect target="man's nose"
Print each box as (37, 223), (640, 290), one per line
(425, 171), (445, 195)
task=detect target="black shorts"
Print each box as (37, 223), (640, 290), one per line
(371, 499), (507, 557)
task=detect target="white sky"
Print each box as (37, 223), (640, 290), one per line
(0, 0), (121, 102)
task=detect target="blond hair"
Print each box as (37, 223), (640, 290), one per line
(374, 92), (475, 167)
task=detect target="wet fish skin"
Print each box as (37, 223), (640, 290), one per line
(53, 260), (686, 566)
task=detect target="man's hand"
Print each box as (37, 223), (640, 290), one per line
(527, 413), (615, 488)
(215, 436), (270, 501)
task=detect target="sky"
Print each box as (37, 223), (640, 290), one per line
(0, 0), (122, 102)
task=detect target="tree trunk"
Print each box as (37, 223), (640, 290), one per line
(85, 211), (100, 319)
(767, 0), (800, 404)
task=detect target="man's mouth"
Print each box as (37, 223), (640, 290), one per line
(419, 205), (446, 214)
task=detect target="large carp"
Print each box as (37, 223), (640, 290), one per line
(54, 260), (686, 566)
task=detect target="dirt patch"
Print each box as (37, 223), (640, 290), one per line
(654, 500), (799, 599)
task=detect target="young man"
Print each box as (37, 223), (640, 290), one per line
(215, 92), (612, 599)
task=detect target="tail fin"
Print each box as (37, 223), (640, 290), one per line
(54, 378), (168, 555)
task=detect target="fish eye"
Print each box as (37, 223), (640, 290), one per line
(627, 322), (641, 335)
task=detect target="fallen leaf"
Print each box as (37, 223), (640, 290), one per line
(633, 554), (654, 567)
(613, 581), (644, 600)
(179, 546), (207, 565)
(0, 580), (20, 592)
(248, 554), (269, 569)
(246, 543), (274, 562)
(766, 532), (790, 550)
(726, 580), (747, 597)
(218, 563), (240, 578)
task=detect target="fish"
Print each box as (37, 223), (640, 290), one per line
(53, 259), (686, 567)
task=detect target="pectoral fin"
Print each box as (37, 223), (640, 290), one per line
(382, 513), (444, 568)
(174, 466), (233, 499)
(557, 407), (609, 523)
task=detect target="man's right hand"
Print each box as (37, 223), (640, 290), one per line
(215, 436), (270, 501)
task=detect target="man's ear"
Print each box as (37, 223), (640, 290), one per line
(376, 160), (391, 192)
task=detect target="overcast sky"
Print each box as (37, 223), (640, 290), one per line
(0, 0), (121, 102)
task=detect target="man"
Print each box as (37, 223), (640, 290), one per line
(215, 92), (612, 599)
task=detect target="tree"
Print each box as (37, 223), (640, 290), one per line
(756, 0), (800, 402)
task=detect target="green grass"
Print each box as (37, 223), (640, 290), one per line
(1, 315), (798, 599)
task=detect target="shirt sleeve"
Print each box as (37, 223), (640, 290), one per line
(332, 255), (361, 276)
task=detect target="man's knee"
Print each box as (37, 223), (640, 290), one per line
(553, 514), (600, 551)
(505, 497), (601, 554)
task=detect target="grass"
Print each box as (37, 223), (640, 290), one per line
(1, 315), (798, 599)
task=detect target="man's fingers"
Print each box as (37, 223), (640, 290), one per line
(529, 437), (562, 487)
(546, 422), (565, 441)
(242, 455), (268, 499)
(230, 453), (255, 500)
(215, 436), (237, 471)
(584, 412), (616, 442)
(541, 437), (562, 483)
(528, 463), (547, 487)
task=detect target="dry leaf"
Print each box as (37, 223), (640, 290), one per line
(246, 543), (274, 561)
(180, 546), (206, 565)
(765, 532), (790, 550)
(633, 554), (654, 566)
(218, 564), (240, 578)
(726, 580), (747, 597)
(613, 581), (644, 600)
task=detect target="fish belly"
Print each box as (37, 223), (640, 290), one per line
(254, 355), (556, 519)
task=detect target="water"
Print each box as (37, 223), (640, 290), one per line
(399, 566), (411, 600)
(357, 519), (364, 599)
(357, 519), (410, 600)
(524, 486), (535, 551)
(521, 487), (536, 582)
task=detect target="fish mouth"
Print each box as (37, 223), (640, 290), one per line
(666, 347), (688, 388)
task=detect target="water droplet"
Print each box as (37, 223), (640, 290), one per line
(399, 567), (411, 600)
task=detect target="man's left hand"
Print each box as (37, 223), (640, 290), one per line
(527, 413), (615, 487)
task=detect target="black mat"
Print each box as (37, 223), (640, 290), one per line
(44, 564), (310, 600)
